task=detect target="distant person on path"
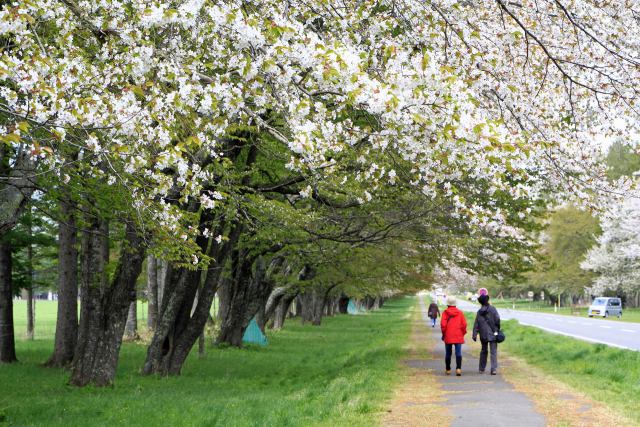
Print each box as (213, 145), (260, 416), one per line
(440, 296), (467, 376)
(472, 294), (500, 375)
(427, 300), (440, 327)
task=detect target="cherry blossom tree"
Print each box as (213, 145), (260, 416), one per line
(5, 0), (634, 233)
(582, 195), (640, 306)
(3, 0), (640, 383)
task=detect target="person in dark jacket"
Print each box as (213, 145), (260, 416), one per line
(427, 301), (440, 327)
(441, 296), (467, 376)
(472, 294), (500, 375)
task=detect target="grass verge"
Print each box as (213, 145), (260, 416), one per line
(1, 297), (413, 426)
(11, 300), (167, 341)
(499, 319), (640, 425)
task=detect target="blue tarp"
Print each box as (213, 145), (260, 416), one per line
(347, 299), (358, 315)
(242, 318), (268, 345)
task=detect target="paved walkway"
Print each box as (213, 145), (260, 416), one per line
(417, 298), (545, 427)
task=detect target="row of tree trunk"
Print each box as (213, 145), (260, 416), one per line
(0, 206), (388, 385)
(0, 135), (395, 385)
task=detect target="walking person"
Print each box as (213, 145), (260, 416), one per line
(472, 294), (501, 375)
(427, 300), (440, 327)
(440, 296), (467, 376)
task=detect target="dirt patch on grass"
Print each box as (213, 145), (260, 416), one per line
(501, 353), (635, 427)
(381, 307), (451, 427)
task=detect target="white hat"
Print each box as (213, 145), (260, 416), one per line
(446, 295), (457, 306)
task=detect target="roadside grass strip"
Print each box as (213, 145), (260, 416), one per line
(498, 319), (640, 425)
(0, 297), (413, 426)
(502, 354), (634, 427)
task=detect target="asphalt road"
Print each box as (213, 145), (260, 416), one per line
(456, 299), (640, 352)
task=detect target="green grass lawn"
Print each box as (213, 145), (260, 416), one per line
(1, 297), (413, 426)
(11, 300), (157, 340)
(484, 299), (640, 323)
(497, 319), (640, 425)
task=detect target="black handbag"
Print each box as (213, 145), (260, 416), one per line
(485, 309), (506, 343)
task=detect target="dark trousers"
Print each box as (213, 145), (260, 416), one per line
(479, 340), (498, 372)
(445, 343), (462, 370)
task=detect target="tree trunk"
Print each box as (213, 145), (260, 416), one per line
(157, 259), (168, 308)
(25, 219), (35, 340)
(300, 289), (324, 326)
(329, 298), (339, 316)
(142, 221), (238, 376)
(26, 286), (34, 340)
(143, 266), (202, 370)
(0, 146), (33, 362)
(45, 198), (78, 368)
(271, 291), (298, 330)
(365, 296), (376, 310)
(69, 221), (145, 387)
(338, 296), (349, 314)
(123, 299), (138, 341)
(0, 240), (17, 363)
(260, 286), (288, 331)
(294, 294), (303, 318)
(198, 331), (205, 358)
(216, 255), (271, 346)
(146, 255), (158, 331)
(300, 276), (337, 326)
(0, 147), (35, 235)
(253, 258), (286, 332)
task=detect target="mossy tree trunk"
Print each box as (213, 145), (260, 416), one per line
(69, 221), (145, 387)
(216, 254), (271, 347)
(0, 240), (17, 363)
(25, 220), (35, 340)
(146, 255), (158, 331)
(260, 285), (289, 331)
(300, 289), (324, 325)
(0, 145), (35, 363)
(45, 197), (78, 368)
(271, 291), (298, 330)
(123, 297), (138, 341)
(142, 220), (238, 376)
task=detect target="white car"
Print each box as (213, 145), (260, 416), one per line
(588, 297), (623, 318)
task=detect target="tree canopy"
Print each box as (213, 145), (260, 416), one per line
(3, 0), (640, 383)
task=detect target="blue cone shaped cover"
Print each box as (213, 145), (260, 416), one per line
(242, 318), (268, 345)
(347, 299), (358, 315)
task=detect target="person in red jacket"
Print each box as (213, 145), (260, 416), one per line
(440, 295), (467, 376)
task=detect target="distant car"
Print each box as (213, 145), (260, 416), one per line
(588, 297), (622, 318)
